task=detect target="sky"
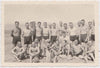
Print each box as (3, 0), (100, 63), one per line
(4, 3), (94, 30)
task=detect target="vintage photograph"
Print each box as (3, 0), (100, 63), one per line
(1, 1), (99, 66)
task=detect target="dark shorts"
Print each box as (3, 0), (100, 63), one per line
(43, 36), (49, 40)
(51, 36), (57, 44)
(80, 34), (87, 43)
(70, 35), (76, 41)
(36, 36), (42, 42)
(90, 34), (95, 41)
(12, 36), (21, 45)
(70, 49), (83, 57)
(18, 53), (25, 60)
(24, 36), (32, 44)
(76, 35), (80, 44)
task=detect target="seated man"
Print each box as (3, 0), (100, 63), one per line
(29, 39), (40, 63)
(50, 40), (60, 63)
(70, 40), (83, 57)
(62, 40), (70, 56)
(12, 42), (25, 62)
(84, 41), (95, 62)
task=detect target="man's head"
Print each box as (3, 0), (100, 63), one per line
(37, 22), (41, 27)
(81, 19), (85, 26)
(30, 21), (35, 28)
(74, 40), (78, 45)
(49, 24), (52, 29)
(87, 41), (92, 47)
(25, 22), (29, 29)
(63, 23), (67, 29)
(15, 21), (19, 28)
(62, 32), (66, 37)
(88, 21), (92, 28)
(53, 23), (56, 28)
(17, 41), (22, 48)
(69, 22), (73, 29)
(43, 22), (47, 28)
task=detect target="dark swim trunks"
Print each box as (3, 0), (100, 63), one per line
(12, 36), (21, 45)
(24, 36), (32, 44)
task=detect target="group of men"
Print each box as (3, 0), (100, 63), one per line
(11, 19), (95, 63)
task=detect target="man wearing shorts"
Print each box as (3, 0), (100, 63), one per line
(80, 19), (87, 43)
(11, 21), (21, 47)
(51, 23), (57, 44)
(87, 21), (95, 41)
(22, 22), (32, 46)
(69, 22), (76, 42)
(30, 21), (36, 42)
(42, 22), (49, 56)
(36, 22), (43, 42)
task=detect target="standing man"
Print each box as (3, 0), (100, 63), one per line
(22, 22), (32, 55)
(11, 21), (21, 47)
(51, 23), (57, 44)
(43, 22), (49, 40)
(36, 22), (43, 58)
(80, 19), (87, 43)
(63, 23), (70, 43)
(69, 22), (76, 42)
(30, 21), (36, 42)
(42, 22), (49, 56)
(36, 22), (43, 43)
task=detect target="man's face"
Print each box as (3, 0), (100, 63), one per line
(88, 22), (92, 27)
(30, 22), (33, 28)
(69, 23), (73, 28)
(81, 20), (85, 26)
(64, 23), (67, 29)
(17, 42), (21, 48)
(74, 40), (78, 45)
(25, 23), (29, 28)
(38, 22), (41, 27)
(15, 22), (19, 28)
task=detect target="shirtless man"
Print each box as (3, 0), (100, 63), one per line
(42, 22), (49, 56)
(12, 42), (25, 62)
(29, 40), (40, 63)
(11, 21), (21, 47)
(80, 19), (87, 43)
(22, 23), (32, 55)
(36, 22), (43, 43)
(69, 22), (76, 42)
(51, 23), (57, 44)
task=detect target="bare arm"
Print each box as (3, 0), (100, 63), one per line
(11, 47), (17, 55)
(11, 30), (14, 37)
(17, 48), (25, 55)
(35, 47), (40, 55)
(29, 48), (34, 56)
(22, 31), (24, 38)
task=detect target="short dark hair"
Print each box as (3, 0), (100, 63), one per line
(69, 22), (73, 25)
(53, 22), (56, 25)
(38, 22), (41, 24)
(81, 19), (85, 22)
(64, 23), (67, 25)
(25, 22), (29, 25)
(15, 21), (19, 24)
(44, 22), (47, 24)
(30, 21), (35, 24)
